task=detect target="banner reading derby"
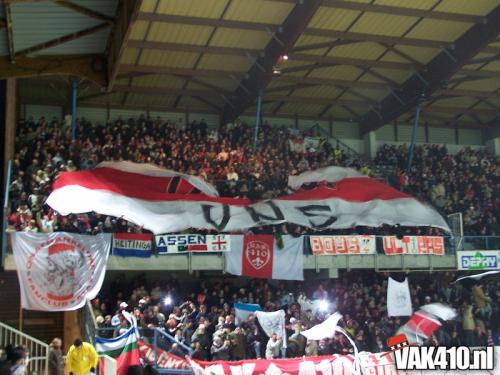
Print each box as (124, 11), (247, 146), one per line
(310, 235), (376, 254)
(11, 232), (110, 311)
(383, 236), (445, 255)
(156, 234), (229, 254)
(457, 251), (499, 270)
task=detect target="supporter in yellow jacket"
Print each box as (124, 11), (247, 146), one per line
(66, 339), (98, 375)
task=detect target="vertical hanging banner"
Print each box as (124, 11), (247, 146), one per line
(387, 277), (412, 317)
(225, 235), (304, 281)
(113, 233), (152, 258)
(383, 236), (445, 255)
(11, 232), (111, 311)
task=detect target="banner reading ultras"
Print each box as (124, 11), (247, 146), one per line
(310, 235), (376, 255)
(383, 236), (445, 255)
(155, 234), (229, 254)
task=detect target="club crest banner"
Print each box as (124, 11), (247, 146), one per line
(11, 232), (111, 311)
(309, 235), (376, 255)
(155, 234), (229, 254)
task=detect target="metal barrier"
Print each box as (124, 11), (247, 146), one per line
(0, 320), (49, 375)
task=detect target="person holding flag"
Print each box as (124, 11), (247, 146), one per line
(66, 338), (99, 375)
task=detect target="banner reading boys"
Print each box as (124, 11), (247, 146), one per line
(11, 232), (111, 311)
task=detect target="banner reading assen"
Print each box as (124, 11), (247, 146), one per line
(156, 234), (229, 254)
(11, 232), (111, 311)
(310, 235), (375, 254)
(383, 236), (445, 255)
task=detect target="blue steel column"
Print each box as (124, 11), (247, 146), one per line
(71, 79), (78, 141)
(407, 103), (421, 174)
(252, 92), (262, 153)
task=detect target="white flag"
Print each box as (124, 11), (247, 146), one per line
(420, 303), (457, 321)
(11, 232), (110, 311)
(387, 277), (412, 317)
(453, 270), (500, 283)
(255, 310), (287, 348)
(302, 312), (342, 341)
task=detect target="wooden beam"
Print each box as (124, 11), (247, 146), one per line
(138, 11), (452, 50)
(276, 74), (397, 89)
(289, 52), (417, 70)
(107, 0), (143, 91)
(292, 39), (363, 52)
(421, 106), (499, 116)
(52, 1), (115, 24)
(459, 68), (500, 79)
(15, 22), (110, 56)
(437, 88), (500, 100)
(469, 53), (500, 65)
(270, 0), (484, 23)
(120, 64), (247, 78)
(0, 55), (107, 87)
(380, 43), (424, 68)
(359, 5), (500, 133)
(262, 94), (368, 107)
(127, 40), (261, 58)
(280, 63), (338, 74)
(112, 84), (231, 98)
(4, 3), (15, 62)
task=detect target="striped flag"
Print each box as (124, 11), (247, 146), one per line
(234, 303), (261, 325)
(96, 327), (140, 375)
(113, 233), (152, 258)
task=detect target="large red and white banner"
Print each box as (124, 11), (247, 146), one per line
(224, 235), (304, 281)
(383, 236), (445, 255)
(47, 163), (450, 235)
(11, 232), (110, 311)
(310, 235), (376, 255)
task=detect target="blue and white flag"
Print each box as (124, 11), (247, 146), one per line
(234, 303), (261, 325)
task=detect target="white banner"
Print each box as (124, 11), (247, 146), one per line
(156, 234), (229, 254)
(255, 310), (287, 348)
(457, 251), (500, 270)
(383, 236), (445, 255)
(310, 235), (376, 255)
(387, 277), (412, 317)
(302, 312), (342, 341)
(11, 232), (111, 311)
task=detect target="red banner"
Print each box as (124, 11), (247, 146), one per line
(242, 235), (274, 279)
(310, 235), (376, 255)
(383, 236), (445, 255)
(138, 340), (190, 369)
(190, 352), (411, 375)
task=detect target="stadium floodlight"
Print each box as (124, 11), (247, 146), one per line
(282, 55), (289, 60)
(163, 296), (172, 306)
(319, 300), (329, 312)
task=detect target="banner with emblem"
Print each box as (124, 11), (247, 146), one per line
(309, 235), (376, 255)
(155, 234), (229, 254)
(224, 235), (303, 281)
(11, 232), (111, 311)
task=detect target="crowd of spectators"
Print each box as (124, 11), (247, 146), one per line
(6, 115), (497, 237)
(93, 271), (499, 360)
(376, 144), (499, 236)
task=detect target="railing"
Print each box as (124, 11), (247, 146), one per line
(0, 321), (49, 375)
(82, 300), (97, 345)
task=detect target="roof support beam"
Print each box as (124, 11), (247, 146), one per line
(120, 64), (247, 79)
(222, 0), (323, 123)
(0, 55), (107, 87)
(277, 74), (398, 89)
(292, 39), (363, 52)
(127, 40), (261, 58)
(138, 12), (452, 50)
(359, 5), (500, 133)
(15, 22), (110, 56)
(436, 88), (500, 100)
(112, 84), (232, 98)
(3, 3), (15, 62)
(270, 0), (483, 23)
(107, 0), (143, 91)
(262, 94), (367, 107)
(52, 1), (115, 24)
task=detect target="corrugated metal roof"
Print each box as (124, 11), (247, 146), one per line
(10, 1), (116, 54)
(33, 29), (110, 55)
(224, 0), (293, 24)
(405, 19), (472, 42)
(329, 42), (387, 60)
(210, 28), (270, 49)
(351, 12), (418, 36)
(435, 0), (498, 15)
(374, 0), (438, 10)
(196, 54), (253, 72)
(70, 0), (118, 17)
(309, 7), (361, 30)
(146, 23), (213, 45)
(155, 0), (228, 19)
(138, 50), (200, 68)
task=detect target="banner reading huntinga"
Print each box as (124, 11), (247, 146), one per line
(11, 232), (111, 311)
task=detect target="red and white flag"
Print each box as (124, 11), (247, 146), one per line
(47, 163), (450, 234)
(225, 235), (303, 280)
